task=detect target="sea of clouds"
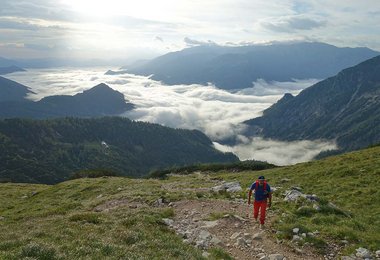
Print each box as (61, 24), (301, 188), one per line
(7, 68), (336, 165)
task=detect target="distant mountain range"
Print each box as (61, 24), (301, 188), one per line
(0, 117), (238, 184)
(0, 66), (26, 75)
(0, 77), (134, 118)
(126, 42), (380, 89)
(244, 55), (380, 153)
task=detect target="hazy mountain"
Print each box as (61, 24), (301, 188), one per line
(244, 55), (380, 152)
(0, 117), (238, 184)
(0, 66), (25, 75)
(0, 82), (134, 118)
(126, 42), (380, 89)
(0, 76), (33, 102)
(0, 57), (17, 67)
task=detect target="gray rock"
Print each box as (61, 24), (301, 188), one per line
(292, 235), (301, 241)
(230, 232), (241, 240)
(202, 220), (219, 228)
(196, 239), (208, 249)
(268, 254), (285, 260)
(259, 256), (270, 260)
(284, 190), (303, 201)
(198, 230), (212, 241)
(301, 233), (307, 238)
(291, 186), (302, 191)
(281, 178), (291, 183)
(293, 228), (300, 234)
(355, 247), (372, 258)
(211, 182), (242, 193)
(0, 216), (4, 221)
(252, 232), (264, 240)
(162, 218), (174, 226)
(235, 237), (246, 247)
(210, 236), (223, 246)
(376, 250), (380, 258)
(256, 253), (266, 258)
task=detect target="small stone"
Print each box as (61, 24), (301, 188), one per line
(376, 250), (380, 257)
(259, 256), (269, 260)
(252, 232), (264, 240)
(268, 254), (284, 260)
(256, 253), (266, 258)
(340, 240), (349, 245)
(202, 220), (219, 228)
(293, 228), (300, 234)
(301, 233), (307, 238)
(97, 194), (103, 198)
(21, 195), (28, 199)
(292, 235), (301, 241)
(230, 232), (241, 240)
(281, 178), (291, 183)
(0, 216), (4, 221)
(235, 237), (246, 247)
(117, 187), (122, 191)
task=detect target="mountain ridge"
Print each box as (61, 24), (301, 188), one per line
(244, 55), (380, 152)
(0, 80), (134, 119)
(126, 42), (380, 89)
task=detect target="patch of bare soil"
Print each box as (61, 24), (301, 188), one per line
(170, 199), (323, 260)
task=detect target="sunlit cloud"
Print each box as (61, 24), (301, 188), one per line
(5, 68), (338, 165)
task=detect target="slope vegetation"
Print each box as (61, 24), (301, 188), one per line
(0, 117), (238, 184)
(0, 145), (378, 259)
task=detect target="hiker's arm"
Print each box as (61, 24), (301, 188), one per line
(248, 189), (252, 205)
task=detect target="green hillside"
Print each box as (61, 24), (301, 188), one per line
(0, 146), (379, 259)
(0, 117), (238, 184)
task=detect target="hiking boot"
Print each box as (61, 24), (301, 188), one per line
(259, 224), (265, 230)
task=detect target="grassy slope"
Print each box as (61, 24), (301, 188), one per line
(219, 145), (380, 252)
(0, 146), (379, 258)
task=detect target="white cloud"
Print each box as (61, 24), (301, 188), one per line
(214, 137), (337, 165)
(1, 0), (380, 59)
(6, 68), (337, 164)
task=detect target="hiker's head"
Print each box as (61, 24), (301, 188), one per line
(258, 175), (265, 184)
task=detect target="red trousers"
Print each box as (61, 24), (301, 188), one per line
(253, 200), (267, 224)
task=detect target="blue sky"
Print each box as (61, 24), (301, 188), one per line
(0, 0), (379, 61)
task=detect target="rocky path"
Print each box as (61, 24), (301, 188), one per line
(165, 199), (323, 260)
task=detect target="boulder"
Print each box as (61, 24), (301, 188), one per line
(355, 247), (372, 258)
(211, 182), (242, 193)
(162, 218), (174, 226)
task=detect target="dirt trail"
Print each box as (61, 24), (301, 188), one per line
(170, 199), (323, 260)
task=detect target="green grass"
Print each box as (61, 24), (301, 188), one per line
(1, 146), (380, 258)
(215, 146), (380, 253)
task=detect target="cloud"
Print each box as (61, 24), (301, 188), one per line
(237, 78), (320, 96)
(184, 37), (217, 47)
(259, 15), (327, 33)
(6, 68), (338, 164)
(214, 137), (337, 166)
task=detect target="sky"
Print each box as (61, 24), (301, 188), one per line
(0, 0), (380, 61)
(6, 68), (335, 165)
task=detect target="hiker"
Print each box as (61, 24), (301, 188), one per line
(248, 175), (272, 228)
